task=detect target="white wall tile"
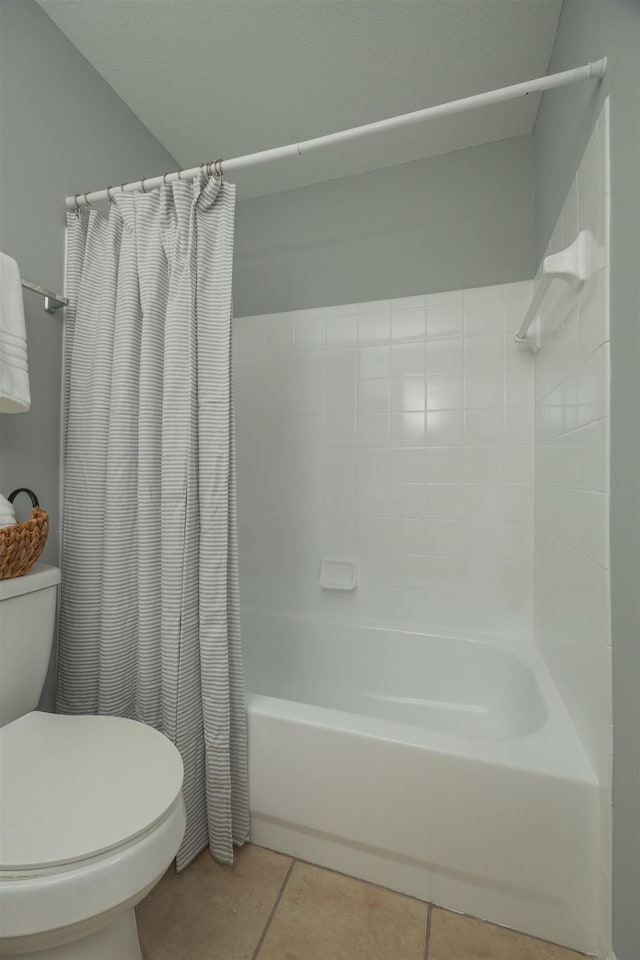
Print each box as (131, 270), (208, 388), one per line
(324, 481), (357, 517)
(464, 408), (505, 446)
(390, 447), (426, 482)
(265, 313), (294, 353)
(503, 281), (534, 333)
(391, 377), (426, 412)
(326, 380), (356, 415)
(357, 379), (390, 414)
(294, 308), (326, 350)
(391, 295), (425, 310)
(464, 334), (504, 371)
(426, 300), (464, 340)
(325, 347), (356, 381)
(427, 410), (465, 446)
(293, 378), (324, 415)
(389, 553), (429, 590)
(464, 371), (504, 409)
(294, 415), (323, 447)
(293, 446), (323, 481)
(426, 447), (465, 483)
(464, 447), (502, 484)
(358, 311), (391, 345)
(532, 100), (611, 946)
(266, 353), (294, 384)
(464, 296), (504, 337)
(426, 373), (464, 411)
(357, 447), (390, 481)
(356, 516), (389, 551)
(235, 281), (534, 643)
(502, 447), (534, 484)
(324, 414), (356, 447)
(327, 302), (359, 317)
(358, 550), (389, 587)
(326, 313), (357, 347)
(292, 481), (324, 515)
(426, 337), (464, 374)
(324, 447), (357, 481)
(323, 513), (357, 550)
(389, 518), (430, 555)
(392, 411), (426, 447)
(391, 341), (425, 377)
(579, 268), (609, 362)
(357, 482), (390, 517)
(294, 351), (325, 383)
(359, 298), (392, 314)
(358, 344), (390, 379)
(357, 413), (390, 447)
(390, 482), (426, 519)
(391, 305), (426, 342)
(504, 407), (534, 445)
(234, 315), (265, 357)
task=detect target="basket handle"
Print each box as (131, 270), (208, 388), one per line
(8, 488), (40, 508)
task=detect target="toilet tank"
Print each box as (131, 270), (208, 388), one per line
(0, 563), (61, 726)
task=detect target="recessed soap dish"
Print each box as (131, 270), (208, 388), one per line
(319, 557), (357, 591)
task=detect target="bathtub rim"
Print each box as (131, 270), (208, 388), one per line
(242, 608), (597, 785)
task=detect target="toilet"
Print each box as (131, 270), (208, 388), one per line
(0, 564), (186, 960)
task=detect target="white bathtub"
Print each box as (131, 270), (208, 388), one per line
(243, 609), (601, 955)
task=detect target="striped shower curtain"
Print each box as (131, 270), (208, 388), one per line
(57, 174), (249, 869)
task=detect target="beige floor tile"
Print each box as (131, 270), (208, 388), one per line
(136, 843), (292, 960)
(256, 861), (428, 960)
(428, 908), (589, 960)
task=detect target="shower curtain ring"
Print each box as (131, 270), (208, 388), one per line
(73, 193), (81, 218)
(120, 181), (127, 194)
(106, 185), (114, 205)
(162, 172), (168, 186)
(83, 190), (92, 208)
(214, 158), (224, 182)
(140, 177), (147, 193)
(177, 167), (183, 181)
(206, 160), (213, 180)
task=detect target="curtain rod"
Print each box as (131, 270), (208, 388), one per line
(66, 58), (607, 210)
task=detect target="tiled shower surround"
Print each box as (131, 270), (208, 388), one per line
(534, 99), (611, 956)
(234, 280), (535, 641)
(232, 100), (611, 957)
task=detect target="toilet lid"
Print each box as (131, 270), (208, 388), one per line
(0, 712), (184, 871)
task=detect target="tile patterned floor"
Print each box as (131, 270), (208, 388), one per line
(137, 844), (588, 960)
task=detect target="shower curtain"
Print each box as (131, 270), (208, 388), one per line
(57, 173), (249, 869)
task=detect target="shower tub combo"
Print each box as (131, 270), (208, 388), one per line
(243, 609), (600, 955)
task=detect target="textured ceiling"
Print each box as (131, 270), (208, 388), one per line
(37, 0), (562, 198)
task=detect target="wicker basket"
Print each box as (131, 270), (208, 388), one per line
(0, 488), (49, 580)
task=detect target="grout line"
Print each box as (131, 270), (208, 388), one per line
(251, 859), (295, 960)
(288, 852), (429, 907)
(424, 903), (433, 960)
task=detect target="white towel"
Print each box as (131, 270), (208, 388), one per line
(0, 253), (30, 413)
(0, 492), (17, 529)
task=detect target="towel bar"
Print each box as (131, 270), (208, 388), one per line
(21, 279), (67, 314)
(515, 230), (594, 351)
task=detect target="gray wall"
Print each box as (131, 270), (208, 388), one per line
(234, 135), (534, 317)
(0, 0), (176, 557)
(0, 1), (176, 707)
(534, 3), (640, 958)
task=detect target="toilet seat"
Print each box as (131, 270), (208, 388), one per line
(0, 712), (186, 953)
(0, 711), (183, 873)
